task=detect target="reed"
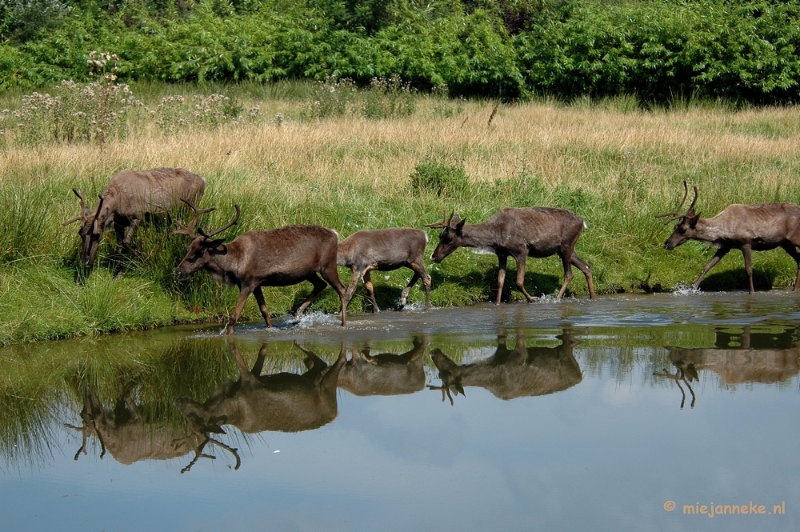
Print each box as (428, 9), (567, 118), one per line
(1, 85), (799, 344)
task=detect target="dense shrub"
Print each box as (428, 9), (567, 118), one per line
(1, 0), (800, 104)
(409, 160), (470, 197)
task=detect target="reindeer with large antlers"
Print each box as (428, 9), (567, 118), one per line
(173, 200), (347, 333)
(65, 385), (240, 473)
(657, 181), (800, 293)
(64, 168), (206, 268)
(426, 208), (596, 303)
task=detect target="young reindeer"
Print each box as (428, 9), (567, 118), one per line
(337, 228), (432, 311)
(658, 181), (800, 294)
(64, 167), (206, 268)
(425, 208), (596, 303)
(173, 201), (347, 333)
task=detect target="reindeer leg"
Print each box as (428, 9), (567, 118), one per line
(344, 266), (362, 307)
(513, 254), (535, 302)
(318, 262), (348, 326)
(780, 243), (800, 291)
(741, 244), (755, 294)
(252, 286), (272, 328)
(251, 343), (268, 376)
(228, 340), (253, 376)
(556, 252), (575, 299)
(362, 270), (380, 312)
(122, 218), (141, 248)
(398, 271), (420, 310)
(570, 251), (595, 299)
(692, 247), (730, 291)
(227, 288), (252, 334)
(421, 265), (432, 309)
(402, 261), (431, 309)
(294, 274), (328, 318)
(495, 255), (508, 304)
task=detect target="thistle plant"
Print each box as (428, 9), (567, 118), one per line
(300, 76), (357, 120)
(11, 51), (140, 146)
(153, 93), (249, 133)
(362, 74), (417, 119)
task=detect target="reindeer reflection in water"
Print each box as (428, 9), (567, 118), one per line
(338, 336), (429, 397)
(174, 340), (345, 465)
(655, 325), (800, 409)
(429, 329), (583, 404)
(66, 386), (240, 473)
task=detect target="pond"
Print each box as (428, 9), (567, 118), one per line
(1, 292), (799, 532)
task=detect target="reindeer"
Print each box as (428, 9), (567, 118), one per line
(65, 386), (240, 472)
(338, 335), (429, 397)
(64, 167), (207, 268)
(173, 201), (347, 333)
(656, 325), (800, 408)
(337, 228), (432, 311)
(175, 341), (346, 439)
(429, 329), (583, 405)
(425, 209), (596, 303)
(658, 181), (800, 293)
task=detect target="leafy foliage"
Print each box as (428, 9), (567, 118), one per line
(3, 0), (797, 103)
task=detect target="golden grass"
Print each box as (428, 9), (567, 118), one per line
(5, 99), (798, 193)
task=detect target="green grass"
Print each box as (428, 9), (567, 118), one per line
(1, 83), (800, 344)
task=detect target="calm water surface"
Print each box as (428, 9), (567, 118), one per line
(1, 292), (799, 531)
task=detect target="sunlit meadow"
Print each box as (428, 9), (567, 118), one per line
(1, 76), (799, 344)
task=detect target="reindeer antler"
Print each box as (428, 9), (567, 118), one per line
(179, 436), (241, 474)
(63, 188), (89, 226)
(424, 209), (455, 229)
(173, 198), (217, 237)
(199, 204), (240, 239)
(655, 181), (698, 224)
(427, 382), (464, 406)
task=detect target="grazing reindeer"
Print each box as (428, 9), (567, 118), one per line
(338, 335), (429, 397)
(429, 329), (583, 404)
(173, 201), (347, 333)
(426, 209), (596, 303)
(658, 181), (800, 293)
(175, 341), (346, 438)
(337, 228), (432, 311)
(65, 386), (240, 472)
(64, 167), (207, 268)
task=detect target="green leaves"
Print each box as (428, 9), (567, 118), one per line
(2, 1), (800, 103)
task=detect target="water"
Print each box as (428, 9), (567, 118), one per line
(1, 292), (799, 531)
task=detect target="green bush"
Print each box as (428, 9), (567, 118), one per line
(409, 159), (470, 198)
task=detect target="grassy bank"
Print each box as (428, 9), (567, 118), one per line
(2, 85), (800, 344)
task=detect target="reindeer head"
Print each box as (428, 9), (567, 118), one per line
(656, 181), (700, 250)
(425, 209), (466, 263)
(427, 348), (466, 405)
(63, 189), (113, 268)
(173, 200), (238, 280)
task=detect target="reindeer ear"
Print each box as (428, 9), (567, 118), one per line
(454, 382), (465, 396)
(455, 217), (466, 232)
(688, 212), (701, 228)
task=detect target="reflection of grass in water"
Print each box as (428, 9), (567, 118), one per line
(3, 320), (799, 467)
(0, 331), (352, 467)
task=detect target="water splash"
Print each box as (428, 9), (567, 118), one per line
(672, 284), (701, 296)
